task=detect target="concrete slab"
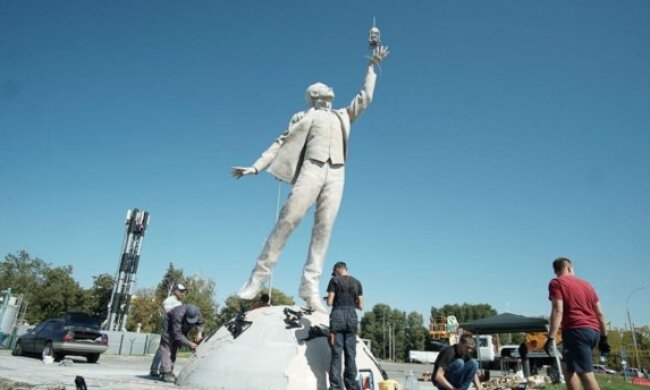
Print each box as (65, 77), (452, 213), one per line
(0, 349), (190, 389)
(0, 349), (438, 389)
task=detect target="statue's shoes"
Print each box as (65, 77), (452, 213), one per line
(237, 277), (265, 299)
(303, 295), (328, 314)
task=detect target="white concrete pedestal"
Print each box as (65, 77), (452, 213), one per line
(176, 305), (384, 390)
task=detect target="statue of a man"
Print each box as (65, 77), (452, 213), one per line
(232, 46), (389, 313)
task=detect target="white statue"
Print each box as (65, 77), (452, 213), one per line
(232, 45), (389, 313)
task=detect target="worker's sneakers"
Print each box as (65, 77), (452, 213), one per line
(149, 370), (159, 377)
(161, 373), (176, 383)
(237, 277), (266, 300)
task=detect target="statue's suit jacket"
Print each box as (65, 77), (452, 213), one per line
(252, 65), (377, 184)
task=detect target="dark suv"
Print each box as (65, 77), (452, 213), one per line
(12, 313), (109, 363)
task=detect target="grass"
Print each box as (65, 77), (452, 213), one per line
(545, 374), (644, 389)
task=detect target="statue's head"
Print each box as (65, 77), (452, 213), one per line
(305, 82), (334, 109)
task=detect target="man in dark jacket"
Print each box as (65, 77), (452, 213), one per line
(327, 261), (363, 390)
(160, 304), (204, 383)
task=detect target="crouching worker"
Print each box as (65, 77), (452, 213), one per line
(160, 304), (204, 383)
(432, 334), (482, 390)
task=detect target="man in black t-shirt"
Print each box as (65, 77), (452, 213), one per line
(432, 334), (482, 390)
(327, 261), (364, 390)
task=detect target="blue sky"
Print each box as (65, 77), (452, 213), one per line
(1, 1), (649, 329)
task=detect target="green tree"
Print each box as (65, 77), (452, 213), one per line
(0, 250), (48, 289)
(125, 262), (187, 333)
(405, 311), (428, 358)
(0, 250), (49, 323)
(360, 304), (389, 359)
(630, 325), (650, 350)
(126, 288), (160, 332)
(216, 288), (294, 328)
(184, 274), (219, 333)
(509, 333), (526, 345)
(128, 270), (222, 334)
(83, 273), (115, 319)
(360, 304), (408, 361)
(601, 327), (643, 369)
(635, 325), (650, 368)
(605, 325), (650, 369)
(31, 265), (86, 322)
(267, 289), (295, 306)
(607, 327), (624, 355)
(1, 251), (91, 323)
(430, 303), (497, 324)
(391, 310), (408, 362)
(155, 263), (185, 302)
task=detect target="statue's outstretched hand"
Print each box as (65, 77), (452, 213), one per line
(370, 45), (389, 65)
(231, 166), (257, 179)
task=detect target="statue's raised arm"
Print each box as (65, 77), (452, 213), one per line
(346, 45), (389, 124)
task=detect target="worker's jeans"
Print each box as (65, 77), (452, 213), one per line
(435, 358), (478, 390)
(329, 331), (358, 390)
(159, 340), (178, 375)
(149, 345), (162, 373)
(247, 159), (344, 299)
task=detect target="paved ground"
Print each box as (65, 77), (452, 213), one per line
(382, 361), (436, 389)
(0, 350), (189, 389)
(0, 349), (441, 389)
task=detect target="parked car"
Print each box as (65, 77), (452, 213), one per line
(12, 312), (108, 363)
(593, 364), (616, 374)
(620, 367), (643, 378)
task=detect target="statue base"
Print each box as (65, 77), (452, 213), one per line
(176, 305), (385, 390)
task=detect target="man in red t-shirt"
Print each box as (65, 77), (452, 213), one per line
(546, 257), (609, 390)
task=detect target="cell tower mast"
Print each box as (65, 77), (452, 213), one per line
(105, 208), (150, 331)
